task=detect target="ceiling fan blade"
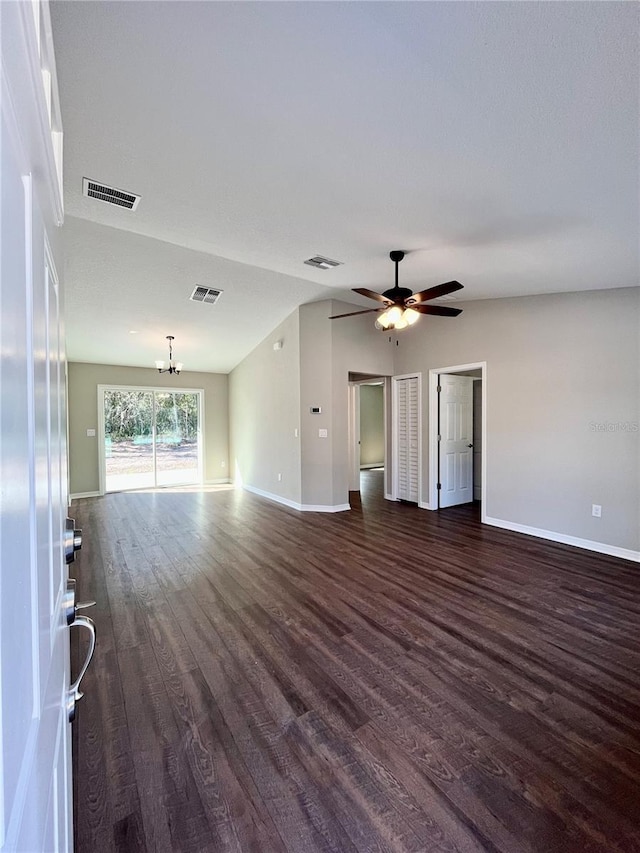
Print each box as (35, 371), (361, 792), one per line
(411, 304), (463, 317)
(329, 307), (384, 319)
(407, 280), (464, 304)
(352, 287), (392, 304)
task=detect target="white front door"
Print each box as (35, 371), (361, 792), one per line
(439, 374), (474, 508)
(394, 375), (420, 503)
(1, 3), (74, 851)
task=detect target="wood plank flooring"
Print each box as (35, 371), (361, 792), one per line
(70, 471), (640, 853)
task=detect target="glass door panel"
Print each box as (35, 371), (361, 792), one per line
(155, 392), (199, 487)
(104, 390), (154, 492)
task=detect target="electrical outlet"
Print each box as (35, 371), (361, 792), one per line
(221, 460), (225, 467)
(318, 428), (328, 438)
(277, 473), (282, 482)
(294, 428), (299, 438)
(592, 504), (602, 518)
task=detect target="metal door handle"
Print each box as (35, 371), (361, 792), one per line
(67, 615), (96, 722)
(467, 444), (473, 448)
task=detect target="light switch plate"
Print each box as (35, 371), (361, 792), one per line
(86, 428), (96, 437)
(318, 428), (328, 438)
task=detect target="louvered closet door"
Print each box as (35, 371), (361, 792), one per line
(396, 377), (419, 502)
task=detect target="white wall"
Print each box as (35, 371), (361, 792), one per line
(394, 287), (639, 553)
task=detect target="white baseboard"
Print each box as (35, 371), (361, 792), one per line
(301, 503), (351, 513)
(484, 515), (640, 563)
(204, 478), (231, 485)
(418, 500), (435, 510)
(243, 484), (350, 513)
(70, 491), (101, 500)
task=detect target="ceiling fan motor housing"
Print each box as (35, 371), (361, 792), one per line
(383, 286), (413, 302)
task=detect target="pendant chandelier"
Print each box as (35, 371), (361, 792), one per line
(155, 335), (183, 375)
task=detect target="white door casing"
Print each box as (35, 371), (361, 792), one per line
(1, 3), (72, 851)
(392, 374), (421, 503)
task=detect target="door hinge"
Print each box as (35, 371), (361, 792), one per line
(436, 385), (442, 392)
(436, 483), (442, 490)
(437, 434), (441, 442)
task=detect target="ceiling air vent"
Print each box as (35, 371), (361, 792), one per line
(304, 255), (342, 270)
(82, 178), (141, 211)
(190, 285), (222, 304)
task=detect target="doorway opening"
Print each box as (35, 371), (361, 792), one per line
(348, 373), (390, 506)
(427, 362), (486, 521)
(98, 385), (203, 493)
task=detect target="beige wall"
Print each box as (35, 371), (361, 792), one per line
(393, 287), (639, 552)
(229, 310), (301, 503)
(359, 385), (385, 467)
(299, 302), (334, 506)
(68, 362), (228, 495)
(70, 286), (639, 554)
(228, 300), (394, 508)
(298, 300), (394, 507)
(330, 300), (395, 505)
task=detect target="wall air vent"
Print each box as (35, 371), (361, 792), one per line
(82, 178), (141, 211)
(190, 285), (222, 304)
(304, 255), (342, 270)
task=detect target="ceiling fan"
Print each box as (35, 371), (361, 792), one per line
(330, 250), (463, 330)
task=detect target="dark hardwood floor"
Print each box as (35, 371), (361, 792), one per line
(70, 471), (640, 853)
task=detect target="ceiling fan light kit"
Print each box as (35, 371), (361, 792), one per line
(155, 335), (183, 374)
(330, 250), (464, 330)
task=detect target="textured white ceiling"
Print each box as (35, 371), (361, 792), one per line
(62, 216), (333, 372)
(51, 1), (639, 373)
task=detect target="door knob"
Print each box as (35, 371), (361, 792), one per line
(467, 444), (473, 448)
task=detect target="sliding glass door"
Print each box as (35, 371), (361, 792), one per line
(155, 391), (199, 486)
(102, 387), (202, 492)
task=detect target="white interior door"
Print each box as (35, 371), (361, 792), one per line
(439, 374), (474, 507)
(1, 3), (73, 851)
(394, 375), (420, 502)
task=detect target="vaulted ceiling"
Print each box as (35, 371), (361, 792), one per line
(51, 1), (639, 373)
